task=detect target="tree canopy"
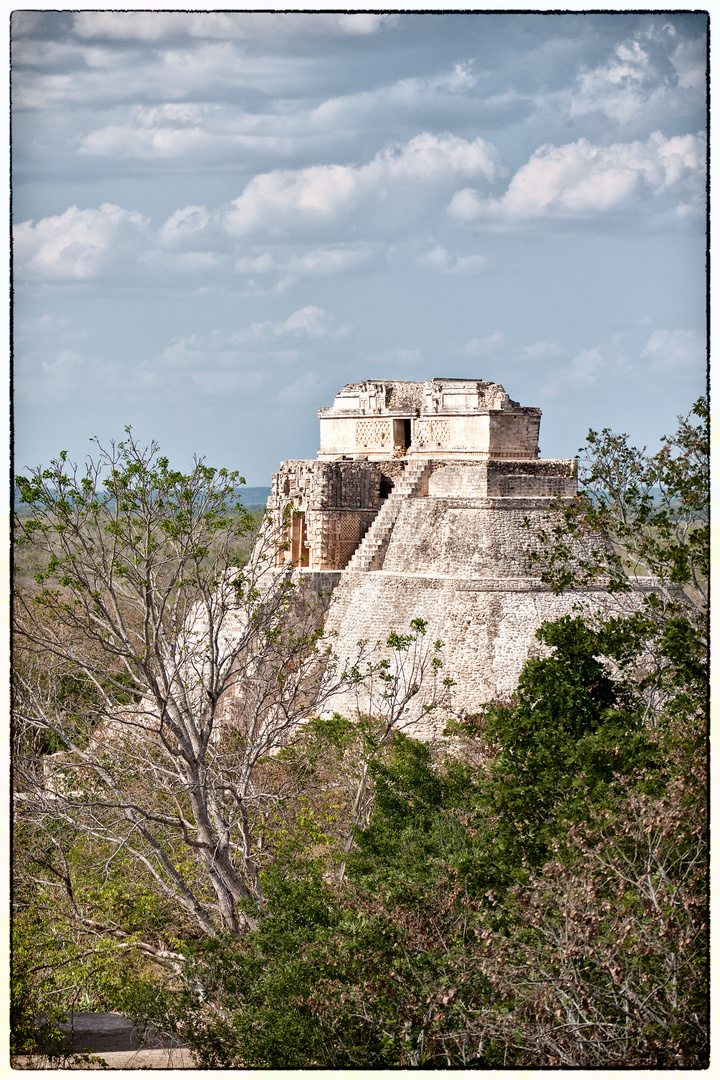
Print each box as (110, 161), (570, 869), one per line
(12, 404), (708, 1067)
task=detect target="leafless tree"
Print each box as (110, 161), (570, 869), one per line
(13, 432), (452, 958)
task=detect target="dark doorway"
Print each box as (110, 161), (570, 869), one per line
(403, 419), (412, 450)
(379, 477), (394, 502)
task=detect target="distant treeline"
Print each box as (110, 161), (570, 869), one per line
(237, 486), (271, 510)
(13, 485), (271, 513)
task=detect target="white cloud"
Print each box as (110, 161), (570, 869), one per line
(15, 337), (122, 403)
(158, 205), (215, 245)
(234, 246), (374, 280)
(39, 349), (102, 393)
(670, 36), (706, 91)
(566, 348), (604, 389)
(14, 203), (150, 280)
(641, 328), (706, 372)
(224, 133), (498, 239)
(73, 12), (393, 42)
(562, 26), (706, 124)
(540, 345), (608, 399)
(232, 306), (348, 343)
(79, 120), (211, 160)
(139, 250), (226, 276)
(10, 11), (46, 37)
(135, 307), (348, 394)
(462, 331), (505, 356)
(570, 39), (654, 124)
(415, 246), (487, 274)
(77, 102), (304, 163)
(138, 335), (296, 394)
(74, 57), (487, 167)
(448, 131), (705, 224)
(521, 341), (565, 360)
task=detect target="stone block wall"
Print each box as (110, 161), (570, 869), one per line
(269, 459), (408, 570)
(379, 500), (578, 578)
(426, 459), (576, 498)
(321, 570), (629, 737)
(487, 410), (541, 458)
(246, 380), (632, 740)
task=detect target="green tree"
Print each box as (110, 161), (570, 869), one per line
(12, 432), (453, 1050)
(476, 615), (659, 879)
(530, 397), (708, 606)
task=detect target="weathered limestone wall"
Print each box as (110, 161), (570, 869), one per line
(379, 500), (566, 578)
(317, 379), (542, 462)
(246, 379), (630, 740)
(426, 460), (576, 499)
(321, 571), (626, 737)
(488, 410), (541, 459)
(269, 459), (397, 570)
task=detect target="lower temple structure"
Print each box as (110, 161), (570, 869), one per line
(261, 379), (624, 735)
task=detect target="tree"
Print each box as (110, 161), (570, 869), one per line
(12, 431), (454, 1055)
(529, 397), (708, 608)
(15, 431), (303, 940)
(527, 397), (708, 731)
(14, 402), (707, 1066)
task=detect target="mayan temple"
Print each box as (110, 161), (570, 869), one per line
(263, 378), (618, 735)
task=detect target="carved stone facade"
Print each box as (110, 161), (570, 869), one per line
(317, 378), (540, 461)
(260, 378), (623, 735)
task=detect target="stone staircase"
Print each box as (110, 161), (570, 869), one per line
(345, 460), (431, 572)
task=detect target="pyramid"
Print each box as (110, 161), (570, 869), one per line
(263, 379), (625, 735)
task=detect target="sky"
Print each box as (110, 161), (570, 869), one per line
(11, 7), (708, 485)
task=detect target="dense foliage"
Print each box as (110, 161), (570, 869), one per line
(12, 404), (708, 1066)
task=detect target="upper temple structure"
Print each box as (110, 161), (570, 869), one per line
(261, 378), (626, 735)
(268, 379), (573, 574)
(317, 378), (539, 462)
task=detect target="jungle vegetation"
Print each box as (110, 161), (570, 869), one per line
(11, 402), (708, 1068)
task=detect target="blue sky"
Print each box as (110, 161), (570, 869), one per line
(12, 8), (707, 485)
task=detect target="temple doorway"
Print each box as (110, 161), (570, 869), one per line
(291, 511), (309, 567)
(392, 418), (413, 454)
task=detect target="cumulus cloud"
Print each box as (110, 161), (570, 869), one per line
(233, 245), (376, 289)
(448, 131), (705, 224)
(158, 204), (216, 246)
(14, 123), (703, 286)
(415, 246), (487, 273)
(462, 331), (505, 356)
(73, 11), (393, 42)
(670, 36), (706, 91)
(570, 39), (657, 124)
(135, 307), (348, 394)
(79, 104), (213, 159)
(77, 102), (316, 163)
(641, 328), (706, 372)
(231, 306), (349, 343)
(521, 341), (565, 360)
(561, 24), (706, 125)
(224, 133), (498, 239)
(566, 348), (605, 389)
(14, 203), (150, 280)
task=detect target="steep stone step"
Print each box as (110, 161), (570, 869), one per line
(345, 461), (432, 572)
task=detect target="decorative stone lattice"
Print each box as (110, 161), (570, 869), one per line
(415, 418), (450, 446)
(356, 419), (391, 448)
(339, 516), (363, 540)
